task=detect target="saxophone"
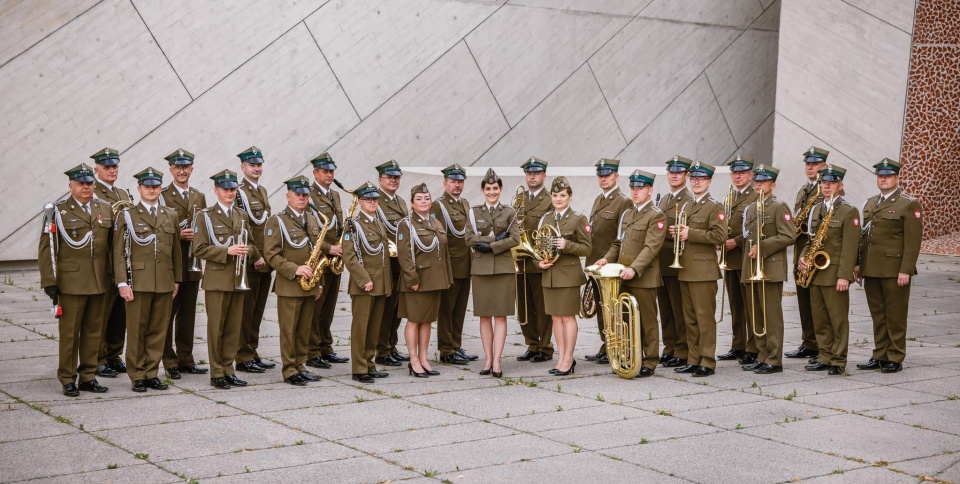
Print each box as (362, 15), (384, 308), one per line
(794, 176), (821, 234)
(329, 195), (358, 275)
(299, 210), (331, 291)
(796, 196), (835, 288)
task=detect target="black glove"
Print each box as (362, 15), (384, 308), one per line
(495, 230), (509, 241)
(474, 243), (493, 253)
(43, 285), (58, 303)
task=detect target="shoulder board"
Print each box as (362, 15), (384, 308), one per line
(277, 209), (287, 217)
(55, 199), (68, 206)
(650, 206), (663, 214)
(472, 204), (484, 209)
(615, 190), (627, 199)
(202, 207), (214, 213)
(838, 199), (851, 207)
(899, 193), (915, 201)
(162, 184), (173, 192)
(771, 196), (784, 204)
(435, 194), (446, 201)
(707, 197), (719, 204)
(91, 199), (109, 206)
(189, 187), (200, 193)
(573, 210), (583, 217)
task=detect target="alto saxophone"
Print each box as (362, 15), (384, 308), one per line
(794, 175), (820, 234)
(329, 195), (358, 275)
(796, 195), (835, 288)
(299, 210), (331, 291)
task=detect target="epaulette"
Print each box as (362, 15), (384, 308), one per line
(651, 206), (663, 214)
(900, 193), (915, 201)
(55, 199), (68, 206)
(708, 196), (719, 204)
(573, 210), (583, 216)
(772, 196), (784, 204)
(202, 206), (214, 213)
(91, 199), (109, 206)
(189, 187), (200, 193)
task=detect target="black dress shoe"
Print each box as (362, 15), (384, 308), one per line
(517, 350), (537, 361)
(738, 353), (758, 365)
(754, 364), (783, 374)
(440, 353), (469, 365)
(145, 377), (169, 390)
(492, 370), (503, 377)
(132, 380), (147, 393)
(663, 357), (687, 368)
(107, 360), (127, 373)
(674, 364), (696, 373)
(285, 374), (307, 386)
(479, 367), (492, 375)
(253, 357), (276, 369)
(659, 354), (673, 364)
(881, 362), (903, 373)
(78, 379), (109, 393)
(742, 361), (763, 371)
(584, 351), (602, 361)
(857, 359), (883, 370)
(638, 367), (654, 378)
(210, 377), (231, 389)
(299, 371), (321, 382)
(96, 364), (118, 378)
(374, 356), (402, 367)
(391, 351), (411, 362)
(225, 374), (248, 387)
(408, 363), (429, 378)
(368, 370), (389, 378)
(352, 373), (375, 383)
(62, 383), (80, 397)
(785, 346), (818, 359)
(554, 361), (576, 376)
(808, 356), (820, 364)
(322, 353), (349, 363)
(306, 357), (333, 369)
(237, 361), (266, 373)
(805, 362), (830, 371)
(179, 365), (209, 374)
(167, 367), (181, 379)
(596, 354), (609, 364)
(425, 369), (440, 376)
(456, 348), (479, 361)
(531, 352), (553, 363)
(717, 349), (744, 361)
(828, 366), (845, 375)
(692, 366), (715, 377)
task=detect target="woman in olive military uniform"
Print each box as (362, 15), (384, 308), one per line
(538, 177), (592, 375)
(397, 183), (454, 377)
(465, 169), (521, 377)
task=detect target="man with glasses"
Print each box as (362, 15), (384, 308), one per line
(374, 160), (410, 366)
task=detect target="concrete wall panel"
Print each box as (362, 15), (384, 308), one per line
(0, 0), (98, 66)
(752, 0), (781, 31)
(706, 29), (779, 144)
(638, 0), (764, 29)
(844, 0), (916, 34)
(507, 0), (651, 17)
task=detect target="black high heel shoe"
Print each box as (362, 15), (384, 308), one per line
(492, 369), (503, 378)
(479, 367), (492, 375)
(549, 368), (559, 375)
(554, 360), (576, 376)
(425, 369), (440, 376)
(408, 363), (428, 378)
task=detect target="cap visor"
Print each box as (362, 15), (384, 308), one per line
(360, 192), (380, 199)
(666, 166), (688, 173)
(218, 181), (239, 189)
(383, 170), (402, 176)
(753, 174), (774, 181)
(804, 157), (825, 163)
(446, 174), (465, 181)
(140, 179), (163, 186)
(74, 175), (96, 183)
(596, 169), (615, 176)
(243, 157), (264, 164)
(523, 167), (545, 173)
(170, 159), (193, 166)
(875, 169), (897, 176)
(96, 158), (120, 166)
(291, 186), (310, 194)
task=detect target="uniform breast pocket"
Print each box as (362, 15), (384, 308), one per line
(885, 249), (902, 257)
(690, 216), (707, 227)
(213, 228), (232, 243)
(416, 258), (432, 269)
(597, 211), (616, 221)
(59, 262), (79, 272)
(132, 262), (145, 271)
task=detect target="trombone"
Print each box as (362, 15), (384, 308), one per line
(748, 190), (767, 336)
(235, 220), (250, 291)
(716, 184), (734, 323)
(668, 202), (688, 269)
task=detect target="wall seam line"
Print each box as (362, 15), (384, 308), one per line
(0, 0), (105, 71)
(129, 0), (194, 101)
(304, 21), (362, 122)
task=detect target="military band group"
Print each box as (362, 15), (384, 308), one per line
(38, 145), (923, 396)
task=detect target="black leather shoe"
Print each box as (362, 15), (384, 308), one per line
(210, 377), (231, 389)
(285, 374), (307, 386)
(692, 366), (715, 377)
(63, 383), (80, 397)
(674, 364), (696, 373)
(549, 368), (560, 374)
(456, 348), (479, 361)
(322, 353), (349, 363)
(742, 361), (763, 371)
(531, 352), (553, 363)
(717, 349), (744, 361)
(374, 356), (402, 367)
(253, 357), (276, 369)
(517, 350), (537, 361)
(368, 370), (389, 378)
(167, 367), (181, 379)
(659, 354), (673, 364)
(857, 359), (883, 370)
(663, 357), (687, 368)
(440, 353), (470, 365)
(785, 346), (818, 359)
(638, 367), (654, 378)
(596, 353), (609, 364)
(107, 360), (127, 374)
(132, 380), (147, 393)
(881, 362), (903, 373)
(299, 371), (321, 382)
(492, 370), (503, 377)
(828, 366), (845, 375)
(391, 351), (411, 362)
(479, 367), (492, 375)
(352, 373), (375, 383)
(805, 362), (830, 371)
(179, 365), (209, 374)
(808, 356), (820, 364)
(306, 357), (332, 369)
(754, 364), (783, 374)
(738, 353), (758, 365)
(225, 375), (248, 387)
(78, 379), (109, 393)
(584, 351), (602, 361)
(237, 361), (266, 373)
(408, 363), (429, 378)
(145, 377), (169, 390)
(425, 368), (441, 376)
(96, 364), (118, 378)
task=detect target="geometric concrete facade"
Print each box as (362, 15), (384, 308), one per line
(3, 0), (780, 261)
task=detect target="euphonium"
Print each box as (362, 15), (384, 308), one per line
(794, 175), (820, 234)
(328, 195), (358, 275)
(584, 263), (642, 379)
(299, 210), (331, 291)
(796, 195), (835, 289)
(111, 200), (135, 218)
(579, 280), (597, 318)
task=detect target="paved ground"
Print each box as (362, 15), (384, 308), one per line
(1, 254), (958, 483)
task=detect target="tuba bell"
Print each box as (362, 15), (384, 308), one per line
(584, 263), (642, 379)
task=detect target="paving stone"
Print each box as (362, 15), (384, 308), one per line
(0, 356), (61, 384)
(390, 433), (571, 474)
(743, 374), (878, 399)
(36, 463), (181, 484)
(845, 364), (960, 386)
(798, 385), (944, 412)
(0, 432), (141, 482)
(0, 341), (58, 360)
(891, 452), (960, 480)
(211, 380), (389, 414)
(407, 384), (602, 420)
(677, 397), (843, 430)
(340, 420), (515, 455)
(538, 411), (718, 450)
(161, 442), (359, 480)
(0, 402), (79, 443)
(364, 374), (504, 398)
(626, 388), (768, 413)
(801, 465), (918, 483)
(546, 371), (721, 404)
(863, 400), (960, 436)
(438, 450), (686, 483)
(197, 454), (417, 483)
(47, 392), (245, 431)
(495, 401), (649, 433)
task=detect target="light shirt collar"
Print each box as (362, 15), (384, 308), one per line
(244, 178), (258, 190)
(635, 200), (651, 212)
(694, 192), (708, 203)
(555, 207), (570, 218)
(602, 188), (617, 199)
(670, 187), (685, 197)
(287, 205), (303, 218)
(141, 201), (158, 212)
(486, 203), (498, 211)
(73, 197), (90, 210)
(361, 210), (377, 222)
(218, 202), (233, 214)
(97, 178), (114, 191)
(529, 187), (544, 198)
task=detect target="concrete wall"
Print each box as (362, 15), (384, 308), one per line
(0, 0), (780, 261)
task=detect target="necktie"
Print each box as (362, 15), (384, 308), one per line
(82, 204), (90, 215)
(226, 208), (232, 218)
(150, 207), (156, 218)
(182, 190), (189, 200)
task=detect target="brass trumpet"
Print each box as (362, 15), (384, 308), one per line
(669, 203), (687, 269)
(748, 190), (767, 336)
(235, 220), (250, 291)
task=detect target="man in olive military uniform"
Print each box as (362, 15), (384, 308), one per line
(718, 156), (760, 364)
(374, 160), (411, 365)
(516, 156), (555, 363)
(159, 149), (208, 379)
(788, 147), (828, 360)
(596, 169), (666, 377)
(39, 164), (114, 396)
(264, 176), (324, 386)
(799, 165), (860, 375)
(431, 164), (477, 365)
(584, 158), (631, 365)
(855, 159), (923, 374)
(90, 148), (132, 378)
(307, 153), (349, 368)
(741, 165), (797, 374)
(657, 155), (694, 367)
(235, 147), (276, 373)
(114, 167), (183, 392)
(673, 162), (727, 377)
(193, 169), (260, 389)
(344, 182), (393, 383)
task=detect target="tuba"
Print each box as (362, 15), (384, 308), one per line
(328, 195), (358, 275)
(299, 210), (331, 291)
(584, 263), (642, 379)
(796, 195), (835, 288)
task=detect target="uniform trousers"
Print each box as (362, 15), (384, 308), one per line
(725, 269), (756, 353)
(58, 293), (106, 385)
(238, 271), (272, 363)
(749, 281), (784, 367)
(278, 296), (314, 379)
(516, 272), (554, 356)
(163, 280), (199, 369)
(657, 276), (687, 359)
(796, 284), (818, 352)
(810, 285), (850, 367)
(864, 277), (910, 364)
(205, 290), (244, 378)
(309, 270), (340, 359)
(126, 291), (173, 381)
(99, 290), (126, 365)
(377, 258), (403, 356)
(680, 281), (718, 370)
(351, 295), (385, 374)
(438, 277), (470, 357)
